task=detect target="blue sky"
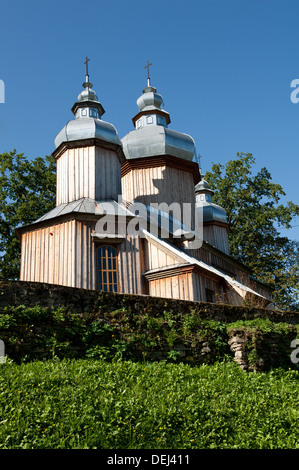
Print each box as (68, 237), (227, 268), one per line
(0, 0), (299, 241)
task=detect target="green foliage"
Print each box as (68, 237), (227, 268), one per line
(226, 318), (298, 370)
(3, 304), (49, 321)
(0, 314), (16, 329)
(0, 150), (56, 280)
(0, 303), (297, 369)
(227, 317), (298, 335)
(205, 152), (299, 311)
(0, 359), (298, 449)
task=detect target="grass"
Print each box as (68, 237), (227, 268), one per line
(0, 358), (298, 449)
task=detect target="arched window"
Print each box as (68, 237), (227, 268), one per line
(97, 245), (118, 292)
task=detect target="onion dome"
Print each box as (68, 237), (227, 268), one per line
(195, 179), (228, 224)
(54, 67), (121, 149)
(121, 79), (197, 162)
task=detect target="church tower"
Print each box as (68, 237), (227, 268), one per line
(121, 63), (200, 232)
(53, 58), (125, 204)
(195, 179), (230, 254)
(17, 61), (128, 291)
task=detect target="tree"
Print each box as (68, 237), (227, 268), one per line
(205, 152), (299, 311)
(0, 150), (56, 280)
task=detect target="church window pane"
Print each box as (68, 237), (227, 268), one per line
(146, 115), (153, 124)
(97, 245), (118, 293)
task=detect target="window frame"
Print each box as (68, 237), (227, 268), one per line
(96, 244), (119, 293)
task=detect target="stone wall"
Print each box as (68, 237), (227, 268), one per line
(1, 280), (299, 323)
(0, 280), (298, 370)
(228, 327), (297, 371)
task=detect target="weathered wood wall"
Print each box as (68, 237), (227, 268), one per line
(56, 146), (121, 205)
(201, 224), (230, 255)
(192, 272), (224, 303)
(185, 243), (251, 284)
(148, 272), (194, 301)
(20, 219), (78, 287)
(19, 218), (144, 295)
(121, 165), (195, 229)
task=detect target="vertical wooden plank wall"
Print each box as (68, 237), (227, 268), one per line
(144, 240), (179, 271)
(148, 272), (194, 301)
(20, 220), (77, 288)
(95, 147), (121, 201)
(117, 235), (143, 295)
(121, 166), (195, 229)
(56, 146), (121, 205)
(20, 220), (146, 294)
(56, 147), (95, 205)
(74, 220), (96, 290)
(148, 272), (222, 303)
(200, 225), (230, 255)
(191, 273), (223, 303)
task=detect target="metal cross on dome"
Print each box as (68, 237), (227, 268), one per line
(83, 56), (92, 89)
(144, 60), (152, 86)
(84, 56), (90, 76)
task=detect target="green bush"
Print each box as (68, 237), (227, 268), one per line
(227, 317), (299, 335)
(0, 359), (298, 449)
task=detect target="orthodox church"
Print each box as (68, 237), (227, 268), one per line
(16, 61), (273, 306)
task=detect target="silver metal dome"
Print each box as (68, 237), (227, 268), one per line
(77, 86), (98, 103)
(54, 76), (121, 149)
(122, 125), (196, 161)
(136, 85), (164, 111)
(121, 82), (197, 162)
(55, 118), (121, 149)
(195, 179), (228, 224)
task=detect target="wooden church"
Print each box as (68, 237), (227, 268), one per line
(16, 62), (273, 306)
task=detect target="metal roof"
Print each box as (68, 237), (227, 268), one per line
(195, 179), (228, 224)
(121, 82), (197, 162)
(54, 76), (121, 150)
(33, 198), (131, 224)
(122, 125), (196, 161)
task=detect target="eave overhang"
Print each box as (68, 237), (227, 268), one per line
(52, 137), (126, 164)
(121, 154), (201, 185)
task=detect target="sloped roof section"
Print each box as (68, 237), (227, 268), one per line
(141, 228), (269, 301)
(28, 198), (131, 225)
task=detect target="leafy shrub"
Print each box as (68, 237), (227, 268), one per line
(0, 359), (298, 449)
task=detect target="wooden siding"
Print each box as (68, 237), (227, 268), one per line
(20, 218), (144, 294)
(144, 237), (180, 271)
(20, 220), (77, 287)
(201, 224), (230, 255)
(117, 235), (143, 295)
(56, 146), (121, 205)
(185, 243), (251, 284)
(148, 272), (194, 300)
(121, 165), (195, 230)
(191, 272), (223, 302)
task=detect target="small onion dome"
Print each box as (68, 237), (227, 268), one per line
(136, 85), (166, 114)
(54, 78), (121, 149)
(195, 179), (228, 224)
(121, 83), (197, 162)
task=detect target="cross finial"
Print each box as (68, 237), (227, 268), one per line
(84, 56), (90, 78)
(144, 60), (152, 86)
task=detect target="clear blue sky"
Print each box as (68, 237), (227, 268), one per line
(0, 0), (299, 241)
